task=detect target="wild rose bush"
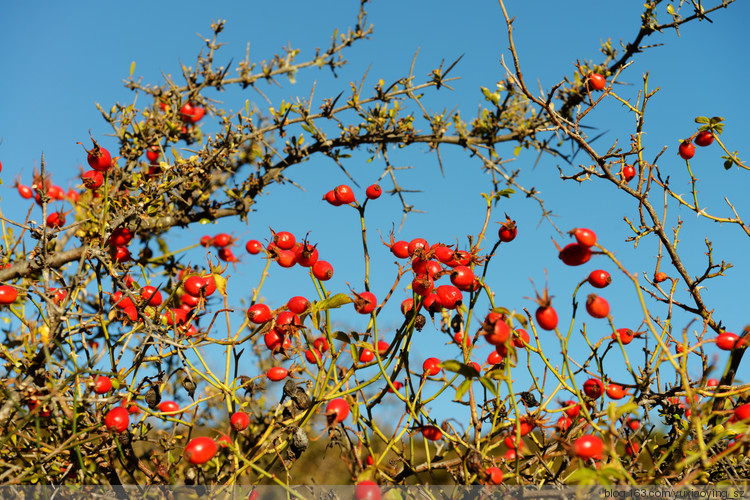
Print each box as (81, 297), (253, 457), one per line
(0, 0), (748, 487)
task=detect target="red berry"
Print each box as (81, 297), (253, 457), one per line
(212, 233), (232, 248)
(104, 407), (130, 433)
(312, 260), (334, 281)
(400, 298), (415, 315)
(180, 102), (205, 123)
(109, 227), (134, 247)
(146, 145), (160, 162)
(93, 375), (113, 394)
(274, 249), (297, 268)
(412, 258), (441, 277)
(449, 266), (474, 288)
(365, 184), (382, 199)
(304, 348), (322, 364)
(359, 348), (375, 363)
(294, 242), (318, 268)
(513, 417), (535, 436)
(163, 308), (187, 326)
(562, 400), (581, 418)
(111, 246), (131, 263)
(485, 319), (511, 346)
(421, 425), (442, 441)
(17, 184), (33, 199)
(559, 243), (592, 266)
(273, 230), (296, 250)
(572, 227), (596, 247)
(247, 303), (273, 324)
(140, 285), (162, 307)
(326, 398), (350, 423)
(484, 467), (503, 484)
(583, 378), (605, 399)
(407, 238), (429, 256)
(621, 164), (636, 182)
(267, 367), (288, 381)
(376, 341), (389, 356)
(587, 73), (606, 91)
(536, 306), (558, 331)
(245, 240), (263, 254)
(695, 131), (714, 147)
(82, 170), (104, 190)
(354, 481), (381, 500)
(353, 291), (377, 314)
(80, 137), (112, 172)
(219, 246), (239, 263)
(184, 275), (214, 297)
(625, 442), (640, 457)
(323, 190), (342, 206)
(574, 434), (603, 459)
(735, 403), (750, 422)
(411, 274), (434, 297)
(585, 294), (610, 319)
(231, 411), (250, 431)
(0, 285), (18, 305)
(556, 415), (573, 432)
(612, 328), (635, 345)
(422, 293), (442, 314)
(487, 350), (504, 365)
(678, 140), (695, 160)
(423, 357), (442, 376)
(606, 384), (627, 400)
(185, 436), (217, 465)
(498, 214), (517, 242)
(264, 331), (286, 352)
(388, 381), (404, 393)
(46, 211), (66, 229)
(513, 328), (530, 348)
(716, 332), (745, 351)
(587, 269), (611, 288)
(390, 240), (410, 259)
(158, 401), (180, 414)
(313, 336), (330, 353)
(287, 296), (310, 315)
(435, 284), (462, 310)
(333, 184), (356, 205)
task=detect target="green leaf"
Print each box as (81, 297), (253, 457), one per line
(311, 310), (321, 330)
(694, 116), (710, 124)
(479, 376), (498, 397)
(724, 159), (733, 170)
(315, 293), (353, 311)
(333, 331), (350, 344)
(441, 360), (480, 378)
(455, 379), (471, 401)
(513, 146), (522, 156)
(212, 273), (228, 297)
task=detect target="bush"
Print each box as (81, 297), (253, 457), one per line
(0, 0), (748, 487)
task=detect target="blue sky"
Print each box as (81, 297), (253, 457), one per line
(1, 1), (749, 428)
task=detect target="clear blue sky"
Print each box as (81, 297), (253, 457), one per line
(1, 1), (749, 427)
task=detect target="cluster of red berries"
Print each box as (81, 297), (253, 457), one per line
(323, 183), (381, 206)
(200, 232), (240, 262)
(108, 268), (216, 336)
(245, 229), (334, 280)
(678, 129), (714, 160)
